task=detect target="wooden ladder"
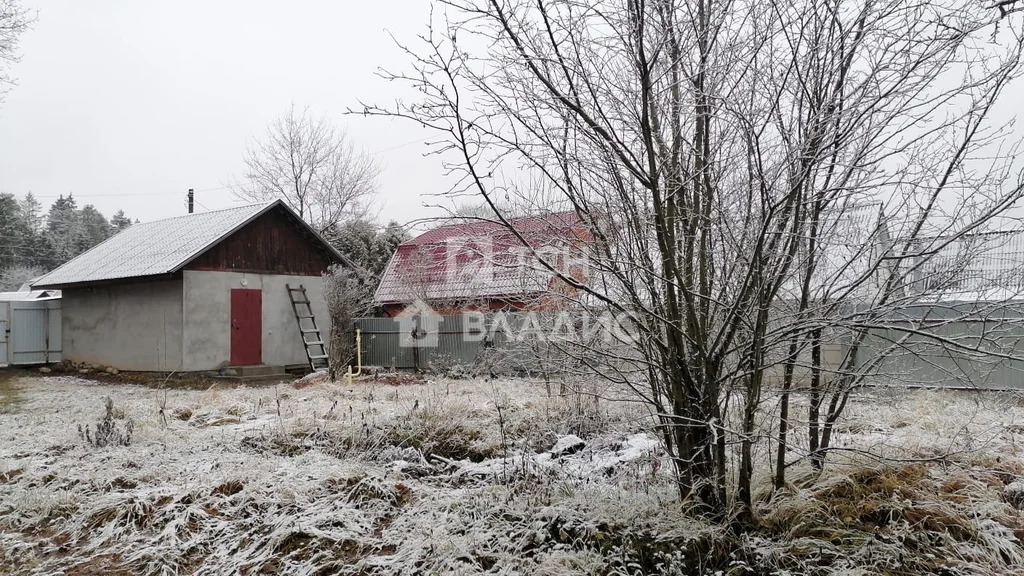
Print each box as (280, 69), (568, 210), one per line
(286, 284), (329, 371)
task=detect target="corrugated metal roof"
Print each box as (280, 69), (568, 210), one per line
(32, 200), (320, 288)
(375, 212), (588, 304)
(402, 212), (583, 247)
(799, 202), (887, 299)
(783, 202), (1024, 302)
(0, 289), (61, 301)
(907, 229), (1024, 300)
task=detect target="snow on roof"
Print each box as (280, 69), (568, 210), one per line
(375, 212), (588, 304)
(33, 200), (339, 288)
(813, 203), (887, 293)
(775, 202), (888, 300)
(0, 289), (61, 301)
(400, 211), (582, 247)
(906, 229), (1024, 301)
(790, 206), (1024, 303)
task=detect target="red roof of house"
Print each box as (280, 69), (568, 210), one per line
(374, 211), (588, 305)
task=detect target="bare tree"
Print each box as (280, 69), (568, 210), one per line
(367, 0), (1024, 521)
(0, 0), (31, 103)
(0, 264), (42, 291)
(449, 201), (500, 223)
(235, 105), (381, 234)
(323, 264), (375, 380)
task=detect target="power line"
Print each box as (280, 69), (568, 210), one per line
(27, 193), (160, 199)
(369, 137), (429, 155)
(17, 184), (234, 200)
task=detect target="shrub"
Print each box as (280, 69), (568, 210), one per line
(78, 397), (133, 448)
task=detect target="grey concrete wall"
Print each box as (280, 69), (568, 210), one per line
(62, 279), (184, 371)
(182, 271), (330, 370)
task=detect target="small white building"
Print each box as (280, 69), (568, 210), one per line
(32, 200), (341, 372)
(0, 288), (62, 367)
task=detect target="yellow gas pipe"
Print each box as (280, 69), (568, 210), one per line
(345, 329), (362, 386)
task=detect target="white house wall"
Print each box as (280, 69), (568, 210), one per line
(61, 279), (184, 371)
(182, 271), (330, 370)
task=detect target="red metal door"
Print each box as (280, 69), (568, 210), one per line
(230, 289), (262, 366)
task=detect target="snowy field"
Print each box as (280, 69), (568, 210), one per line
(0, 370), (1023, 575)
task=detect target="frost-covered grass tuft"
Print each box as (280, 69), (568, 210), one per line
(0, 373), (1022, 574)
(78, 396), (134, 448)
(758, 463), (1024, 574)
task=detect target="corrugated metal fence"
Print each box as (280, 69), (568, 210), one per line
(357, 315), (522, 372)
(860, 304), (1024, 389)
(356, 313), (572, 373)
(358, 316), (476, 370)
(357, 306), (1024, 389)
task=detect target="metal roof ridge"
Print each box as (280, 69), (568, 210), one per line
(32, 200), (284, 288)
(167, 200), (283, 273)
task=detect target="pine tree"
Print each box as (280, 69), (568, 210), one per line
(109, 210), (132, 232)
(15, 193), (45, 268)
(0, 193), (27, 271)
(327, 219), (409, 280)
(19, 192), (41, 233)
(42, 194), (80, 267)
(1, 193), (134, 278)
(77, 204), (112, 254)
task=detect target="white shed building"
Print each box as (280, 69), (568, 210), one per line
(31, 201), (341, 372)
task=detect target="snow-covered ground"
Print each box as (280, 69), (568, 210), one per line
(0, 371), (1022, 575)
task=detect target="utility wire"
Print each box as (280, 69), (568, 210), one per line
(20, 184), (234, 200)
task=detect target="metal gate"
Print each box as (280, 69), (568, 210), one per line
(10, 302), (60, 365)
(0, 291), (61, 367)
(0, 303), (8, 367)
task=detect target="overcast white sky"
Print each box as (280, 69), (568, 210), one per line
(4, 2), (1024, 233)
(0, 1), (449, 226)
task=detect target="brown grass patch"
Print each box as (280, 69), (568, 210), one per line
(0, 468), (23, 484)
(212, 480), (245, 497)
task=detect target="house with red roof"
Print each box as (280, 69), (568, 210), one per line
(374, 212), (593, 316)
